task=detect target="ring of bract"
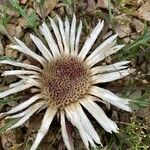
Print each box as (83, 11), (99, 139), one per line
(39, 56), (91, 109)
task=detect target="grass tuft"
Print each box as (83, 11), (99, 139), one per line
(10, 0), (38, 29)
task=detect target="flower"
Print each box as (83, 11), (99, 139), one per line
(0, 14), (134, 150)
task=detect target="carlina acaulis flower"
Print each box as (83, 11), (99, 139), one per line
(0, 14), (135, 150)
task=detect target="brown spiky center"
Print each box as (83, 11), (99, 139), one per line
(40, 56), (91, 109)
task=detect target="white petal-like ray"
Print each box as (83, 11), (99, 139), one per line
(0, 60), (42, 72)
(31, 88), (40, 93)
(30, 34), (53, 61)
(90, 61), (130, 75)
(70, 14), (76, 55)
(74, 102), (102, 145)
(57, 15), (69, 54)
(5, 99), (45, 119)
(7, 101), (45, 130)
(9, 80), (25, 88)
(40, 22), (60, 58)
(86, 34), (118, 65)
(73, 104), (98, 148)
(88, 86), (131, 111)
(80, 97), (119, 133)
(65, 16), (70, 48)
(26, 78), (40, 87)
(0, 83), (33, 98)
(6, 111), (27, 119)
(78, 20), (104, 61)
(12, 38), (46, 66)
(2, 70), (38, 76)
(91, 34), (117, 54)
(4, 94), (43, 115)
(103, 45), (125, 59)
(92, 68), (135, 84)
(30, 107), (57, 150)
(49, 17), (64, 53)
(65, 104), (99, 149)
(74, 20), (82, 56)
(61, 111), (74, 150)
(9, 78), (39, 89)
(88, 44), (125, 67)
(65, 104), (90, 150)
(17, 75), (39, 79)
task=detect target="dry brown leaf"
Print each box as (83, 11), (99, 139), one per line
(1, 123), (23, 150)
(18, 18), (27, 28)
(97, 0), (113, 9)
(86, 0), (96, 12)
(20, 0), (28, 4)
(135, 2), (150, 21)
(125, 0), (143, 6)
(6, 24), (16, 37)
(45, 0), (58, 15)
(15, 26), (23, 38)
(131, 18), (144, 33)
(0, 0), (11, 5)
(136, 107), (150, 119)
(5, 45), (18, 59)
(36, 0), (58, 17)
(114, 15), (131, 38)
(115, 24), (131, 38)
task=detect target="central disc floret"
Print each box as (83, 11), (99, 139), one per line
(40, 57), (90, 109)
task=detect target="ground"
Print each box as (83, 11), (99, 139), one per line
(0, 0), (149, 150)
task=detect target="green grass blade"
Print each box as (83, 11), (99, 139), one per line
(0, 119), (20, 135)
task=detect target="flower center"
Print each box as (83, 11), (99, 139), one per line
(40, 56), (90, 109)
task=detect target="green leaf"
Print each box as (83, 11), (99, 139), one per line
(119, 26), (150, 59)
(10, 0), (26, 17)
(27, 11), (38, 28)
(0, 7), (10, 27)
(63, 0), (73, 5)
(124, 33), (150, 52)
(0, 119), (19, 135)
(0, 55), (15, 61)
(130, 99), (150, 107)
(0, 96), (23, 106)
(10, 0), (38, 28)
